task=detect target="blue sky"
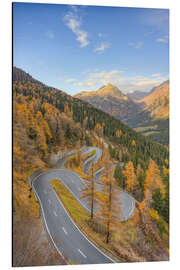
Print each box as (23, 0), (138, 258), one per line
(13, 2), (169, 95)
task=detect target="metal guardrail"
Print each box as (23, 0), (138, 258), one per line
(55, 189), (122, 263)
(28, 168), (43, 188)
(29, 149), (134, 263)
(28, 168), (43, 203)
(83, 154), (96, 168)
(95, 167), (104, 175)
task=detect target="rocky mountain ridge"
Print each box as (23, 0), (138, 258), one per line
(75, 81), (169, 145)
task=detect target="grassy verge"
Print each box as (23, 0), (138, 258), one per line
(81, 149), (96, 163)
(50, 179), (123, 263)
(27, 167), (40, 177)
(134, 125), (157, 132)
(50, 178), (169, 262)
(143, 131), (160, 136)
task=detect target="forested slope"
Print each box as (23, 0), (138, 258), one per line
(13, 67), (168, 170)
(13, 67), (169, 265)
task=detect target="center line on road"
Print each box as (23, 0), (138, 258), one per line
(77, 249), (87, 258)
(53, 211), (58, 217)
(62, 227), (68, 235)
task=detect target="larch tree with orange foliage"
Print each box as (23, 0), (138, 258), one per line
(136, 163), (145, 200)
(123, 161), (138, 194)
(80, 162), (97, 219)
(115, 129), (122, 138)
(131, 139), (136, 147)
(35, 111), (50, 156)
(143, 158), (165, 208)
(97, 150), (121, 243)
(94, 123), (103, 137)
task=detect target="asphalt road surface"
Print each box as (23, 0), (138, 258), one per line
(82, 147), (135, 221)
(31, 147), (135, 264)
(83, 147), (102, 175)
(32, 169), (114, 264)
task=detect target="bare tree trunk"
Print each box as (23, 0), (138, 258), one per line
(106, 229), (110, 244)
(106, 181), (112, 244)
(91, 166), (94, 219)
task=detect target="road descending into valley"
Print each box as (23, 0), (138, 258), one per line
(31, 147), (135, 264)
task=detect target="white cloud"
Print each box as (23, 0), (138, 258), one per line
(156, 35), (169, 43)
(64, 78), (77, 84)
(152, 73), (161, 77)
(128, 42), (134, 47)
(144, 31), (153, 36)
(74, 70), (125, 89)
(132, 78), (160, 87)
(125, 75), (168, 92)
(45, 31), (54, 39)
(94, 42), (110, 53)
(74, 70), (168, 93)
(136, 42), (143, 49)
(71, 5), (78, 13)
(128, 41), (143, 49)
(64, 7), (89, 48)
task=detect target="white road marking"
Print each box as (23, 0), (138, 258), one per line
(128, 199), (135, 217)
(53, 210), (58, 217)
(48, 199), (51, 204)
(31, 148), (116, 263)
(31, 185), (66, 261)
(78, 249), (87, 259)
(62, 227), (68, 235)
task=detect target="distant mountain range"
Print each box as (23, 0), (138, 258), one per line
(126, 85), (159, 100)
(75, 81), (169, 145)
(139, 80), (169, 120)
(127, 90), (151, 100)
(13, 66), (168, 166)
(75, 83), (142, 124)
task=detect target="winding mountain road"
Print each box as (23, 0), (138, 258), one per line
(30, 147), (135, 264)
(82, 147), (135, 221)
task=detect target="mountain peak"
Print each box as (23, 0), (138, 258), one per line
(106, 83), (115, 87)
(96, 83), (126, 98)
(74, 83), (141, 124)
(75, 83), (127, 99)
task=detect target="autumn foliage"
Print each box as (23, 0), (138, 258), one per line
(97, 150), (121, 243)
(144, 159), (166, 205)
(123, 161), (138, 193)
(80, 163), (98, 219)
(13, 67), (169, 264)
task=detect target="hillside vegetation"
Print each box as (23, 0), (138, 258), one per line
(13, 67), (169, 265)
(13, 67), (168, 169)
(13, 71), (87, 266)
